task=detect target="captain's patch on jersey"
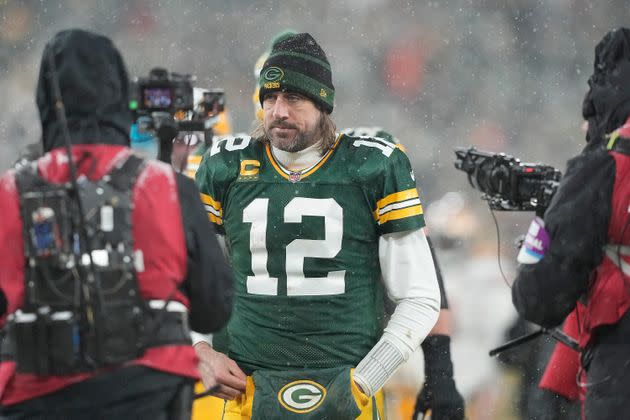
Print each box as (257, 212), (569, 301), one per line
(278, 380), (327, 413)
(238, 159), (260, 180)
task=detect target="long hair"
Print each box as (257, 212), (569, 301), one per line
(251, 111), (337, 155)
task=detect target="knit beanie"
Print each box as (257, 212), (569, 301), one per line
(258, 33), (334, 113)
(254, 30), (297, 79)
(253, 30), (297, 121)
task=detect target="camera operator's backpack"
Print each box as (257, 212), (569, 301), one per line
(3, 154), (189, 375)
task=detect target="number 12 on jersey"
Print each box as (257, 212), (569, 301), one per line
(242, 197), (346, 296)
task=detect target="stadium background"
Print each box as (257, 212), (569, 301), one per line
(1, 0), (628, 418)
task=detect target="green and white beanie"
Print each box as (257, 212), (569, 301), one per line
(258, 33), (335, 113)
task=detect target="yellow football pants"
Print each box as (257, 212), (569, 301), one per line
(192, 382), (227, 420)
(192, 378), (385, 420)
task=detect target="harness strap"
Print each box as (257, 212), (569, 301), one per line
(107, 153), (146, 191)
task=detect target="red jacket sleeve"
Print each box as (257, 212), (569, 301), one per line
(0, 171), (25, 324)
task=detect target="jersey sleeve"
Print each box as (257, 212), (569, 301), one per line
(374, 148), (425, 235)
(195, 147), (237, 235)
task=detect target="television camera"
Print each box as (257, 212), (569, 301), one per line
(130, 68), (225, 163)
(454, 146), (561, 215)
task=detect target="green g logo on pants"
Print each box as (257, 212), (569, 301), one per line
(278, 380), (326, 413)
(248, 366), (374, 419)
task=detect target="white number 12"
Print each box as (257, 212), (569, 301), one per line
(242, 197), (345, 296)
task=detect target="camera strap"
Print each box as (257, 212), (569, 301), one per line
(108, 153), (145, 190)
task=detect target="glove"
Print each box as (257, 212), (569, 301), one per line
(413, 335), (465, 420)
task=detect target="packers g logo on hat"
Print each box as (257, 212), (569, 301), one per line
(278, 380), (326, 413)
(262, 66), (284, 82)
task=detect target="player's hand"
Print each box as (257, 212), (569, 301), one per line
(413, 377), (465, 420)
(194, 341), (247, 400)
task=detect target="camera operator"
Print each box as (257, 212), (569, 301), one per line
(182, 88), (233, 178)
(130, 80), (232, 177)
(512, 27), (630, 418)
(0, 29), (233, 419)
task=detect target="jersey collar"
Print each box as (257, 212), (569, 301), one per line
(265, 133), (343, 182)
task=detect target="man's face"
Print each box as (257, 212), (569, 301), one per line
(262, 91), (321, 152)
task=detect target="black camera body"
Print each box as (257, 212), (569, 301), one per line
(454, 147), (561, 213)
(132, 68), (194, 114)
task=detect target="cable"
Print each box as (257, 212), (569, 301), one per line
(488, 204), (513, 288)
(45, 46), (104, 367)
(194, 385), (220, 400)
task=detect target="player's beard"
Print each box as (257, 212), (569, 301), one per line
(252, 112), (337, 154)
(265, 119), (320, 153)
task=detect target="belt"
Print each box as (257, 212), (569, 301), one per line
(145, 306), (191, 347)
(0, 302), (191, 364)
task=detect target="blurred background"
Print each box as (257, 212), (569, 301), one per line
(1, 0), (628, 418)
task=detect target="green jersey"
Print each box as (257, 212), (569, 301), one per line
(196, 133), (424, 373)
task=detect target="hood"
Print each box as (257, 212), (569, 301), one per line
(36, 29), (132, 152)
(582, 27), (630, 148)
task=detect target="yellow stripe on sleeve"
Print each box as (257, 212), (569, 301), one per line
(188, 155), (203, 165)
(200, 193), (223, 225)
(373, 188), (419, 220)
(200, 193), (222, 212)
(207, 212), (223, 225)
(378, 204), (423, 225)
(375, 188), (418, 210)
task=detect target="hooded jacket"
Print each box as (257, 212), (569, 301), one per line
(0, 29), (233, 406)
(512, 29), (630, 416)
(583, 28), (630, 148)
(36, 29), (132, 152)
(512, 27), (630, 328)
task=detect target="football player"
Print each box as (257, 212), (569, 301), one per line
(193, 32), (440, 419)
(254, 32), (464, 420)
